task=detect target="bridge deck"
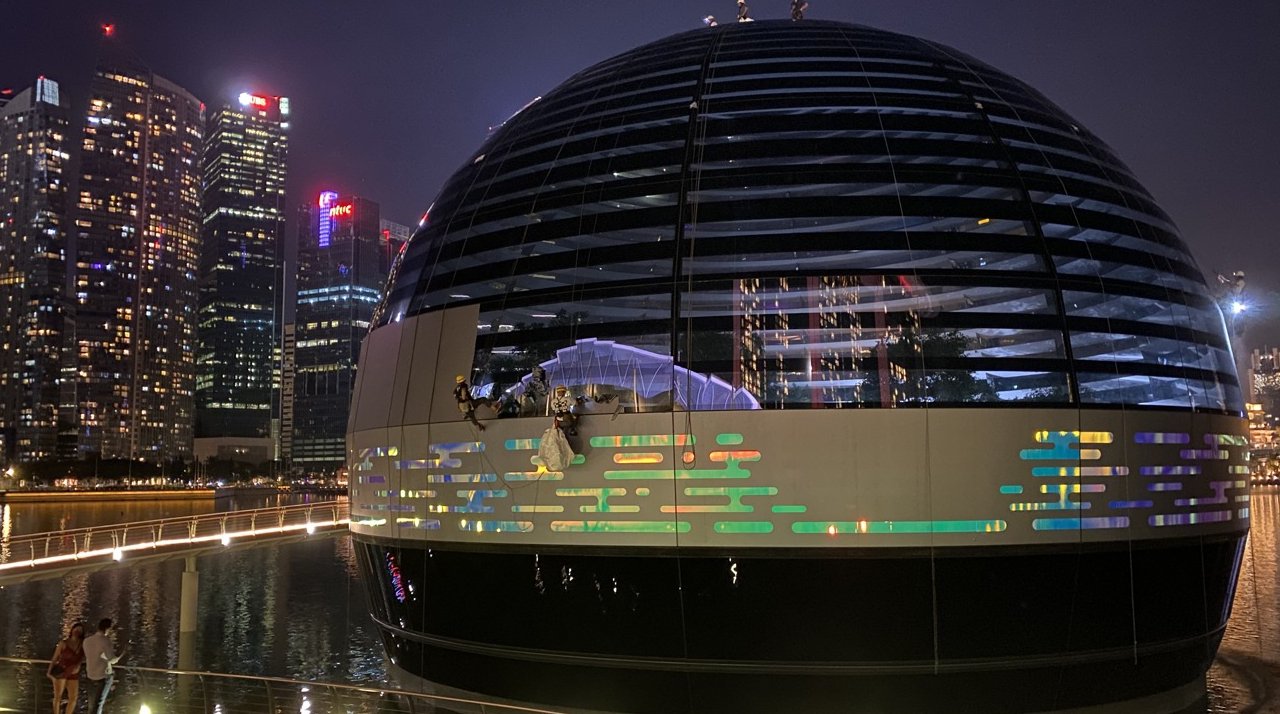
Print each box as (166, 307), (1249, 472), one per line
(0, 501), (349, 585)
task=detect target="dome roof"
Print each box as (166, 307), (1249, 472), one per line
(376, 19), (1240, 412)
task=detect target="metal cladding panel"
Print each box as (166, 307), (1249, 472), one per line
(351, 319), (403, 432)
(346, 339), (368, 438)
(428, 304), (482, 425)
(348, 378), (1249, 549)
(386, 319), (420, 427)
(400, 311), (444, 427)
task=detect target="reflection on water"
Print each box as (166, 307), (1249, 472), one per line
(1208, 488), (1280, 714)
(0, 496), (384, 686)
(2, 494), (1280, 711)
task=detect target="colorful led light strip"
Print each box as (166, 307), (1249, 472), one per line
(555, 488), (635, 513)
(1108, 500), (1153, 509)
(589, 434), (694, 448)
(425, 473), (496, 483)
(1150, 511), (1232, 526)
(792, 520), (1006, 534)
(550, 521), (691, 533)
(1032, 517), (1129, 530)
(661, 486), (778, 513)
(1030, 466), (1128, 477)
(1140, 466), (1199, 476)
(614, 453), (663, 464)
(457, 520), (533, 533)
(714, 522), (774, 533)
(1019, 431), (1111, 460)
(1180, 449), (1228, 460)
(1134, 432), (1189, 444)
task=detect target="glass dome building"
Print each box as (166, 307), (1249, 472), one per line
(348, 19), (1248, 714)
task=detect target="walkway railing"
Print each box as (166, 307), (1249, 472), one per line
(0, 501), (349, 579)
(0, 656), (564, 713)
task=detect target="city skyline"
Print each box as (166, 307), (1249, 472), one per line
(5, 1), (1277, 346)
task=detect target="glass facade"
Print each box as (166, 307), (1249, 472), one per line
(74, 54), (204, 461)
(196, 95), (289, 441)
(294, 196), (405, 473)
(0, 79), (71, 462)
(375, 20), (1239, 415)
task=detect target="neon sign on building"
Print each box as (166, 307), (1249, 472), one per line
(237, 92), (270, 109)
(317, 191), (339, 248)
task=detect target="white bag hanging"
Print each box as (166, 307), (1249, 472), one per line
(538, 427), (575, 472)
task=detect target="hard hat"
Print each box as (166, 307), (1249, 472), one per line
(555, 384), (568, 392)
(455, 375), (465, 383)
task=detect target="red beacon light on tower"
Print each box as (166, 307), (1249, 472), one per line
(101, 23), (116, 37)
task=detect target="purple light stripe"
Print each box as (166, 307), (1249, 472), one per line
(1180, 449), (1228, 460)
(1135, 432), (1189, 444)
(1147, 482), (1182, 492)
(1108, 500), (1153, 509)
(1139, 465), (1199, 476)
(1174, 480), (1234, 506)
(1149, 511), (1233, 526)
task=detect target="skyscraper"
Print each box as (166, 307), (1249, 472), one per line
(292, 193), (400, 473)
(195, 92), (289, 466)
(73, 48), (203, 463)
(0, 77), (71, 463)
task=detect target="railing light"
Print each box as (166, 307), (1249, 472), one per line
(221, 534), (231, 546)
(140, 705), (153, 714)
(112, 548), (123, 561)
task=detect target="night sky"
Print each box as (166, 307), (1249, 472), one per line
(7, 1), (1279, 346)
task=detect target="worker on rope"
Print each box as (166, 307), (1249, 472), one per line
(454, 375), (487, 432)
(521, 364), (549, 416)
(550, 384), (578, 436)
(790, 0), (808, 20)
(737, 0), (753, 22)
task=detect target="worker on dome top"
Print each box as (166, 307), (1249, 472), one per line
(737, 0), (752, 22)
(790, 0), (808, 21)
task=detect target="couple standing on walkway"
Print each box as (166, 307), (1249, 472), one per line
(46, 618), (127, 714)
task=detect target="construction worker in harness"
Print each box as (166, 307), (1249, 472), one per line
(454, 375), (487, 431)
(550, 385), (578, 436)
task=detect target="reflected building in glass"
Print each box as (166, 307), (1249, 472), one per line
(348, 21), (1248, 714)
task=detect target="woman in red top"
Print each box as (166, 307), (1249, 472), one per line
(46, 621), (85, 714)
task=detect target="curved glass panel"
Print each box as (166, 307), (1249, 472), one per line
(374, 20), (1240, 414)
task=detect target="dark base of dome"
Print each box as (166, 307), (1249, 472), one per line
(384, 652), (1212, 714)
(355, 535), (1243, 713)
